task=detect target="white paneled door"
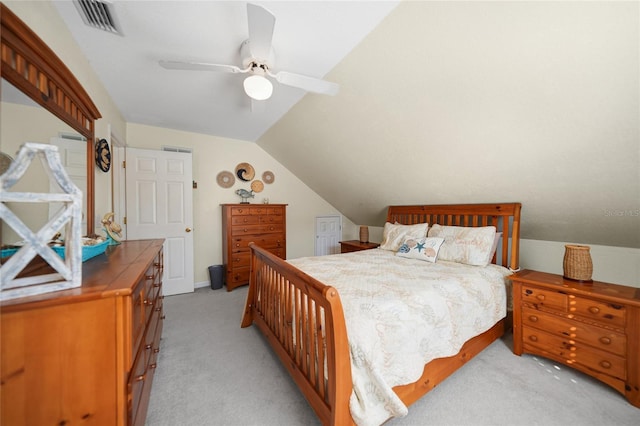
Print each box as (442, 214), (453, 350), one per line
(125, 148), (194, 295)
(315, 215), (341, 256)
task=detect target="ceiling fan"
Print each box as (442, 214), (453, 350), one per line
(159, 3), (339, 102)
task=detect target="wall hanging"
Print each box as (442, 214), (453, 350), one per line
(262, 171), (275, 184)
(95, 138), (111, 172)
(216, 170), (235, 188)
(235, 162), (255, 181)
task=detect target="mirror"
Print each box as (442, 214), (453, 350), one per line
(1, 4), (101, 243)
(1, 79), (88, 244)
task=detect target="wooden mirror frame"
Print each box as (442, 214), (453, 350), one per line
(1, 3), (101, 234)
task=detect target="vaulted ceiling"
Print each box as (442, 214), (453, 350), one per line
(52, 0), (400, 141)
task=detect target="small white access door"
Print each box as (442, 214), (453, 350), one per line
(315, 215), (342, 256)
(125, 148), (194, 295)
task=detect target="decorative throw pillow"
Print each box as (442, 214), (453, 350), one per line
(428, 224), (497, 266)
(396, 237), (445, 263)
(379, 222), (429, 251)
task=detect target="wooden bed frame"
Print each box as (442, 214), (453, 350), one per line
(241, 203), (522, 425)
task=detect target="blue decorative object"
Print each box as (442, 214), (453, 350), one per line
(235, 188), (255, 204)
(53, 239), (109, 262)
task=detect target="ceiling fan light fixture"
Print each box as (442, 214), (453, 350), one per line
(243, 75), (273, 100)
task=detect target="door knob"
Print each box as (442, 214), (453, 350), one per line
(186, 227), (192, 232)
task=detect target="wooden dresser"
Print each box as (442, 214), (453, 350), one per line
(221, 204), (286, 291)
(1, 239), (165, 425)
(511, 269), (640, 408)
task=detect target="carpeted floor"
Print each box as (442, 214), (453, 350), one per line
(145, 286), (640, 426)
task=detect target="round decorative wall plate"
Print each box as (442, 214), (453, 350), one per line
(262, 171), (275, 184)
(235, 162), (255, 181)
(95, 139), (111, 172)
(250, 180), (264, 193)
(216, 170), (235, 188)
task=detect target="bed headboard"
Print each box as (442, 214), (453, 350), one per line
(386, 203), (522, 271)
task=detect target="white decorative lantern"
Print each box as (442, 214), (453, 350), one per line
(0, 143), (83, 300)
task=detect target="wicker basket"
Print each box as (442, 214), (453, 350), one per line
(563, 244), (593, 282)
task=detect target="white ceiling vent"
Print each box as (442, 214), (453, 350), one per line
(73, 0), (123, 35)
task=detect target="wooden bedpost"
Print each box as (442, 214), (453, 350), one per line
(240, 243), (257, 328)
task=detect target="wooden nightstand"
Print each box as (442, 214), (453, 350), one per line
(339, 240), (380, 253)
(510, 269), (640, 408)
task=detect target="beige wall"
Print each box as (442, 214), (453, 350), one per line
(126, 123), (355, 285)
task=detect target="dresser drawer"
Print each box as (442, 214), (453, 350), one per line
(570, 296), (626, 328)
(259, 214), (283, 224)
(522, 307), (626, 356)
(522, 325), (626, 379)
(231, 215), (260, 225)
(521, 285), (568, 312)
(131, 279), (147, 360)
(229, 252), (250, 268)
(230, 235), (286, 252)
(227, 267), (250, 284)
(231, 223), (285, 236)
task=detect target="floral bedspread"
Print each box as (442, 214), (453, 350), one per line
(288, 248), (511, 426)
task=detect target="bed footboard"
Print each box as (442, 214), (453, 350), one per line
(241, 243), (354, 426)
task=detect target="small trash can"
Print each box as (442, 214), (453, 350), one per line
(208, 265), (224, 290)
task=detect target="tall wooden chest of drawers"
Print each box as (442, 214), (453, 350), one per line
(511, 269), (640, 408)
(1, 240), (165, 425)
(221, 204), (287, 291)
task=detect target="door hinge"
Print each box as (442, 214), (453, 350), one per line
(122, 160), (126, 168)
(123, 216), (127, 225)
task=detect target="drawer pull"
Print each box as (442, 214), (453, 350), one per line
(149, 363), (157, 369)
(588, 306), (600, 315)
(599, 360), (612, 369)
(155, 306), (162, 312)
(536, 294), (545, 301)
(528, 315), (538, 322)
(154, 262), (161, 267)
(153, 283), (161, 288)
(145, 344), (152, 350)
(153, 348), (160, 354)
(135, 374), (145, 382)
(599, 336), (612, 345)
(528, 335), (538, 342)
(525, 289), (533, 295)
(146, 275), (154, 280)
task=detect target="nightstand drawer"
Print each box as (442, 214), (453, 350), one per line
(522, 325), (626, 379)
(521, 285), (568, 312)
(522, 307), (626, 356)
(570, 296), (626, 328)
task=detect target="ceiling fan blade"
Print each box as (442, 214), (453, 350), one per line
(247, 3), (275, 62)
(159, 60), (245, 74)
(273, 71), (339, 96)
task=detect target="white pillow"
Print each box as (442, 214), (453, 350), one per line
(428, 224), (497, 266)
(379, 222), (429, 251)
(396, 237), (445, 263)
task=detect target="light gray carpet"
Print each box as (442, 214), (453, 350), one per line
(146, 286), (640, 426)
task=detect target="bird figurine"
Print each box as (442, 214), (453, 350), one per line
(235, 189), (255, 204)
(101, 212), (123, 245)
